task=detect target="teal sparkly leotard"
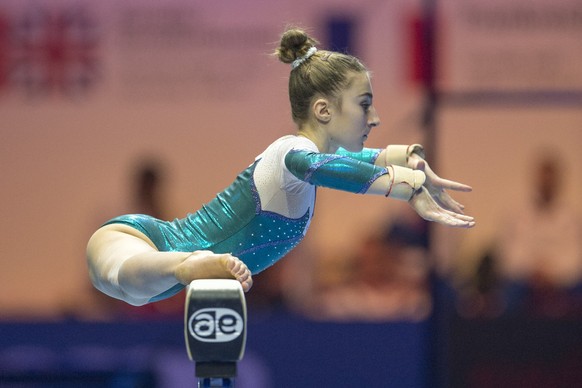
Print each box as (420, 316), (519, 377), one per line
(104, 136), (387, 301)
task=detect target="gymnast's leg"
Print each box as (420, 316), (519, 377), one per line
(87, 224), (253, 306)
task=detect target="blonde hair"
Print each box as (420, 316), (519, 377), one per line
(274, 28), (368, 126)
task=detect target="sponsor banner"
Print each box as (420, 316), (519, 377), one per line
(0, 0), (275, 102)
(438, 0), (582, 92)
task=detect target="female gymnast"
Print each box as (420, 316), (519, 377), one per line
(87, 28), (475, 306)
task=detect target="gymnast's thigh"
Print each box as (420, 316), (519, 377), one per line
(87, 224), (158, 288)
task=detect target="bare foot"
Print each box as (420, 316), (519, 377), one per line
(175, 250), (253, 292)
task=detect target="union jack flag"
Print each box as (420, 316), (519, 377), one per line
(2, 6), (99, 99)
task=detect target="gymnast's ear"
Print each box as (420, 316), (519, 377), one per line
(313, 98), (332, 123)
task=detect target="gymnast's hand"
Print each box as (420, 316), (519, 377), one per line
(174, 251), (253, 292)
(409, 186), (475, 228)
(408, 154), (472, 214)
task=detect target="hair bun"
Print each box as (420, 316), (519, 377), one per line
(275, 28), (319, 64)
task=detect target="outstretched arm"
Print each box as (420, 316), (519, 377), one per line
(285, 149), (474, 228)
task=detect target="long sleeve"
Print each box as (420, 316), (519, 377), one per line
(335, 147), (382, 164)
(284, 149), (388, 194)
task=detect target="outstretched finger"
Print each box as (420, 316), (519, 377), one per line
(443, 208), (476, 226)
(434, 177), (472, 192)
(424, 202), (474, 225)
(435, 192), (466, 214)
(436, 212), (475, 228)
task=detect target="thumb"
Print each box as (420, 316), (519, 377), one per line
(414, 159), (426, 171)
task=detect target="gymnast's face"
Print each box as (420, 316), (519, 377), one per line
(327, 71), (380, 152)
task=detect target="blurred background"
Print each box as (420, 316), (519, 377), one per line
(1, 0), (581, 386)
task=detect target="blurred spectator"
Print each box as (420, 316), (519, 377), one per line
(311, 207), (431, 322)
(246, 240), (319, 316)
(456, 247), (506, 318)
(75, 158), (185, 320)
(245, 262), (288, 313)
(132, 160), (168, 220)
(117, 159), (186, 319)
(495, 152), (582, 317)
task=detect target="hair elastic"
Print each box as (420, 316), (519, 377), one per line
(291, 47), (317, 70)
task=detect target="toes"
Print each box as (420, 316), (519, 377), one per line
(241, 277), (253, 292)
(223, 255), (252, 289)
(224, 255), (237, 271)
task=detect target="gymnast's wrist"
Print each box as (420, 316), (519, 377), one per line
(385, 144), (425, 167)
(385, 165), (426, 201)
